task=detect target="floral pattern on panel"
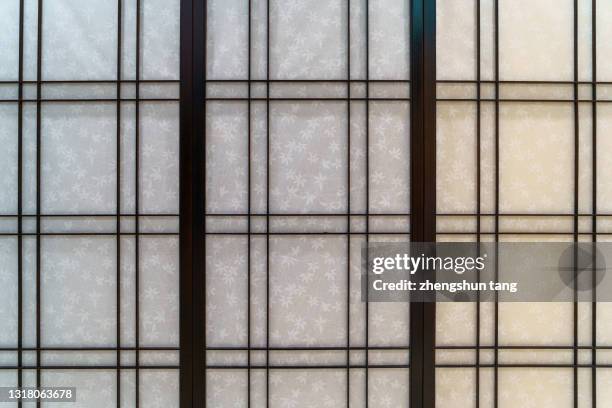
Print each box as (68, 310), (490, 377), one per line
(270, 102), (348, 214)
(42, 104), (116, 214)
(269, 236), (347, 346)
(271, 0), (346, 79)
(41, 237), (116, 346)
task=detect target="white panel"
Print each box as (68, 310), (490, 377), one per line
(22, 103), (37, 215)
(121, 103), (136, 214)
(206, 236), (248, 347)
(370, 369), (410, 408)
(369, 0), (410, 79)
(270, 102), (348, 213)
(367, 235), (410, 347)
(437, 0), (476, 80)
(0, 238), (18, 347)
(42, 0), (118, 80)
(0, 0), (19, 80)
(578, 0), (593, 81)
(141, 0), (180, 80)
(206, 102), (249, 214)
(207, 370), (248, 407)
(207, 0), (248, 79)
(269, 236), (347, 346)
(41, 237), (116, 347)
(42, 370), (116, 408)
(269, 370), (347, 407)
(350, 102), (367, 213)
(369, 102), (410, 213)
(140, 370), (179, 407)
(140, 237), (179, 346)
(120, 236), (136, 347)
(350, 236), (366, 347)
(437, 102), (477, 213)
(251, 102), (268, 214)
(499, 103), (574, 213)
(42, 103), (116, 214)
(22, 237), (37, 348)
(270, 0), (346, 79)
(0, 105), (18, 214)
(140, 102), (179, 213)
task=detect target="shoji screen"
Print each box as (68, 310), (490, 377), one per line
(436, 0), (610, 406)
(0, 0), (180, 406)
(204, 0), (412, 406)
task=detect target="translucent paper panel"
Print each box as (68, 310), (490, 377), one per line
(38, 0), (179, 81)
(270, 102), (348, 213)
(205, 236), (249, 347)
(0, 1), (20, 80)
(369, 368), (410, 407)
(206, 0), (249, 79)
(0, 105), (18, 213)
(268, 370), (346, 405)
(41, 370), (116, 408)
(140, 237), (179, 347)
(369, 0), (410, 80)
(140, 370), (180, 407)
(0, 0), (180, 403)
(436, 0), (476, 80)
(271, 0), (347, 79)
(140, 102), (180, 213)
(596, 104), (612, 213)
(499, 369), (573, 408)
(499, 0), (573, 81)
(437, 102), (476, 213)
(206, 368), (410, 407)
(42, 1), (118, 80)
(41, 103), (116, 214)
(206, 0), (409, 81)
(269, 237), (348, 346)
(436, 368), (476, 408)
(204, 0), (411, 403)
(499, 103), (574, 213)
(369, 102), (411, 213)
(596, 2), (612, 81)
(41, 237), (116, 347)
(205, 102), (249, 213)
(436, 0), (607, 406)
(140, 0), (180, 80)
(0, 238), (18, 346)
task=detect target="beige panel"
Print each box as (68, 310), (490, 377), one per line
(437, 0), (476, 80)
(499, 103), (574, 214)
(499, 0), (573, 81)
